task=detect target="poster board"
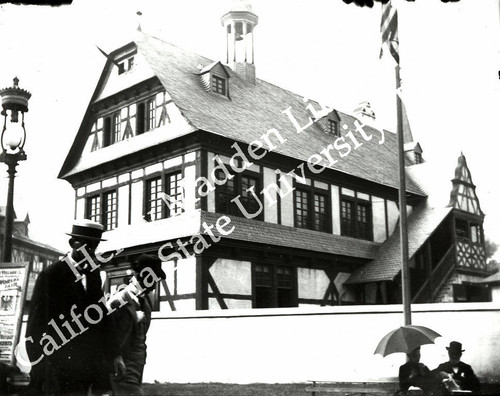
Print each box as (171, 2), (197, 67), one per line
(0, 262), (29, 366)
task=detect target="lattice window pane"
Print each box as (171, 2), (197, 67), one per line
(166, 172), (183, 216)
(147, 177), (163, 221)
(147, 99), (156, 131)
(87, 195), (101, 223)
(294, 189), (309, 228)
(313, 193), (328, 232)
(103, 191), (117, 231)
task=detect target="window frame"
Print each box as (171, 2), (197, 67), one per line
(340, 190), (373, 241)
(146, 98), (156, 132)
(112, 112), (121, 144)
(85, 188), (118, 231)
(214, 168), (263, 220)
(144, 169), (184, 222)
(328, 119), (339, 136)
(293, 182), (331, 233)
(252, 263), (298, 309)
(211, 75), (227, 96)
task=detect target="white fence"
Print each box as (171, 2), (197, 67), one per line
(143, 303), (500, 384)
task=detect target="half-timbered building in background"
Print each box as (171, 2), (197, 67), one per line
(58, 2), (494, 311)
(0, 207), (62, 312)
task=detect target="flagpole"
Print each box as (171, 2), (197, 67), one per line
(395, 64), (411, 325)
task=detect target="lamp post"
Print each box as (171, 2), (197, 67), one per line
(0, 77), (31, 263)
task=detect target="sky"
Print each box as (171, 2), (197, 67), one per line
(0, 0), (498, 258)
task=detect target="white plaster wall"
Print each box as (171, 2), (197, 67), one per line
(144, 303), (500, 384)
(130, 180), (144, 224)
(117, 185), (129, 226)
(280, 174), (294, 227)
(75, 198), (85, 219)
(158, 257), (196, 313)
(491, 285), (500, 302)
(331, 185), (341, 235)
(387, 200), (399, 236)
(176, 257), (196, 295)
(209, 298), (252, 310)
(206, 152), (216, 212)
(183, 164), (197, 213)
(263, 167), (278, 224)
(209, 259), (251, 295)
(297, 268), (329, 300)
(372, 196), (386, 243)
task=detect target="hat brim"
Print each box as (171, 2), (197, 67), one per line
(446, 347), (465, 352)
(66, 232), (107, 242)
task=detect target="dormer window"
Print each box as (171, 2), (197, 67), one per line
(414, 152), (423, 164)
(212, 75), (226, 95)
(117, 56), (135, 75)
(328, 119), (339, 136)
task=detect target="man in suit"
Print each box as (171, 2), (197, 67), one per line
(25, 219), (125, 395)
(398, 347), (439, 396)
(435, 341), (480, 394)
(109, 254), (166, 396)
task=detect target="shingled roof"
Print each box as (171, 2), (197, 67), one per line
(345, 158), (465, 284)
(345, 203), (452, 284)
(135, 34), (424, 195)
(201, 211), (380, 260)
(60, 33), (425, 197)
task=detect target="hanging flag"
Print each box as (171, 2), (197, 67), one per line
(380, 1), (399, 64)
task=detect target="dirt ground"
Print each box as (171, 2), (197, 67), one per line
(142, 382), (309, 396)
(143, 381), (500, 396)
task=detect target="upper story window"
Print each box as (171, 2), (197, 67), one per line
(328, 119), (339, 136)
(294, 183), (330, 232)
(212, 75), (226, 96)
(118, 56), (134, 75)
(470, 223), (483, 244)
(340, 191), (372, 241)
(414, 152), (423, 164)
(112, 113), (121, 144)
(87, 195), (101, 223)
(145, 171), (184, 222)
(86, 190), (118, 231)
(103, 191), (118, 231)
(146, 177), (163, 221)
(146, 99), (156, 132)
(215, 170), (261, 219)
(456, 218), (483, 245)
(89, 92), (172, 152)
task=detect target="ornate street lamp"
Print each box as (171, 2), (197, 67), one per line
(0, 77), (31, 263)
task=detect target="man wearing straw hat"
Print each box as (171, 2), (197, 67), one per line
(25, 219), (125, 395)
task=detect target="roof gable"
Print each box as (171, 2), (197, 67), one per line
(448, 154), (483, 216)
(94, 44), (156, 103)
(60, 32), (425, 196)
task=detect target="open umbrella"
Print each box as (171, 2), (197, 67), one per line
(374, 325), (441, 357)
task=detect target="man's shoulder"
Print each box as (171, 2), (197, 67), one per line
(40, 257), (71, 277)
(459, 361), (473, 370)
(436, 362), (450, 370)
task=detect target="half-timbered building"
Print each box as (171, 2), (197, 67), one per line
(58, 3), (493, 311)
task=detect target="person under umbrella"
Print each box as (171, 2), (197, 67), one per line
(397, 347), (440, 396)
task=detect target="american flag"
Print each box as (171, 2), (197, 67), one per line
(380, 1), (399, 64)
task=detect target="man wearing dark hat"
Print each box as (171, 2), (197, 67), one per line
(25, 219), (125, 395)
(109, 253), (166, 396)
(435, 341), (480, 394)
